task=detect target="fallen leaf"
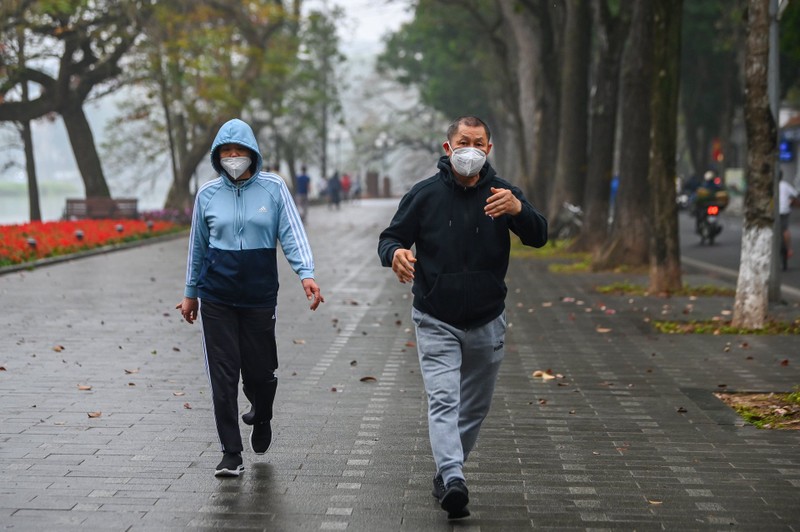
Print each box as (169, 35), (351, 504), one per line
(405, 341), (416, 347)
(77, 384), (92, 391)
(172, 347), (180, 352)
(538, 398), (547, 405)
(183, 403), (191, 409)
(350, 360), (358, 366)
(596, 327), (612, 333)
(128, 382), (136, 386)
(676, 406), (688, 413)
(648, 500), (663, 505)
(173, 391), (185, 396)
(53, 345), (65, 352)
(124, 368), (139, 374)
(292, 339), (306, 345)
(0, 365), (6, 371)
(780, 359), (789, 366)
(87, 412), (102, 418)
(359, 376), (377, 383)
(541, 301), (553, 307)
(331, 387), (338, 392)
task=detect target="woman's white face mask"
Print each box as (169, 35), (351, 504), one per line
(221, 156), (252, 180)
(447, 144), (486, 177)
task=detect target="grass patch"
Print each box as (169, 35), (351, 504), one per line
(511, 237), (587, 260)
(549, 258), (591, 273)
(596, 281), (736, 297)
(715, 388), (800, 429)
(653, 318), (800, 335)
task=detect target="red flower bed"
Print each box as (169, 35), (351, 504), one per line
(0, 219), (183, 267)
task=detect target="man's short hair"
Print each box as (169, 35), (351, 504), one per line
(447, 116), (491, 142)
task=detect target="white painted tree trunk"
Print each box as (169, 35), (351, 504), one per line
(733, 225), (772, 329)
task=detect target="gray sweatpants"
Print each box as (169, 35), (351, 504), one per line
(411, 307), (506, 485)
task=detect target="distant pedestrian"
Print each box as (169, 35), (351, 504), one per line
(779, 172), (800, 266)
(377, 116), (548, 518)
(341, 173), (352, 201)
(296, 166), (311, 222)
(327, 171), (342, 209)
(176, 118), (324, 478)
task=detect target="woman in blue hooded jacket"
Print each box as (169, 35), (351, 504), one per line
(177, 118), (324, 477)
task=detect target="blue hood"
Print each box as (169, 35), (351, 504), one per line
(210, 119), (263, 177)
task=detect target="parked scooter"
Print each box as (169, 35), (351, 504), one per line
(549, 202), (583, 242)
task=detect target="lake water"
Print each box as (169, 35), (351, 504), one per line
(0, 192), (75, 225)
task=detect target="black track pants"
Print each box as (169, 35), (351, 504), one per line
(200, 300), (278, 453)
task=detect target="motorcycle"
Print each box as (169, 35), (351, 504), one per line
(695, 203), (724, 245)
(549, 202), (583, 242)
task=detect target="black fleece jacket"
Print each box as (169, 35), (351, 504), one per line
(378, 156), (548, 329)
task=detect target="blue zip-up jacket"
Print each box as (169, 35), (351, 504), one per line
(184, 118), (314, 307)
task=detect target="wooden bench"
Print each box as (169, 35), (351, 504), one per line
(64, 198), (139, 220)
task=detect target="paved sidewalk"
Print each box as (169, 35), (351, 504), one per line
(1, 198), (798, 531)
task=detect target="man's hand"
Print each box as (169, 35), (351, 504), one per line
(392, 248), (417, 284)
(176, 297), (199, 324)
(302, 278), (325, 311)
(485, 187), (522, 218)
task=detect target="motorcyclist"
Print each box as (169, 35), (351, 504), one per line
(692, 171), (728, 233)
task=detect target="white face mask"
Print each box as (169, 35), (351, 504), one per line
(221, 156), (252, 180)
(448, 144), (486, 177)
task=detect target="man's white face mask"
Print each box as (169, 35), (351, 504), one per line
(447, 144), (486, 177)
(221, 156), (252, 180)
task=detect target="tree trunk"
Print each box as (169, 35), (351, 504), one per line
(547, 0), (591, 220)
(498, 0), (538, 193)
(164, 120), (223, 212)
(60, 102), (111, 198)
(571, 0), (631, 253)
(17, 29), (41, 222)
(648, 0), (683, 294)
(509, 0), (564, 205)
(733, 0), (776, 329)
(593, 0), (654, 271)
(22, 121), (41, 222)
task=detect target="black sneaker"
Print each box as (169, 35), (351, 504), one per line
(440, 479), (469, 517)
(432, 474), (445, 499)
(214, 452), (243, 477)
(250, 421), (272, 454)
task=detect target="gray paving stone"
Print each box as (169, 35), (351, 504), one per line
(1, 199), (799, 530)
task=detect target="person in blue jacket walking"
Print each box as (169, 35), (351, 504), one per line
(378, 116), (548, 518)
(177, 118), (324, 477)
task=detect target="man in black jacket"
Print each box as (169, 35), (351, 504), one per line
(378, 116), (548, 518)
